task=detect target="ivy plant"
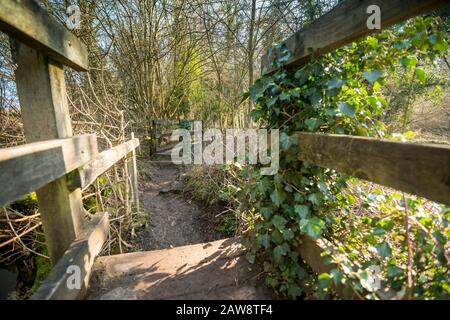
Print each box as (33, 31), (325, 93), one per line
(241, 16), (449, 299)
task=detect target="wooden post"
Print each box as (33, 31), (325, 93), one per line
(10, 40), (88, 265)
(129, 132), (140, 212)
(151, 120), (158, 154)
(120, 112), (130, 217)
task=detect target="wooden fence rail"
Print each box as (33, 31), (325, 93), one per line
(0, 135), (97, 207)
(261, 0), (448, 73)
(0, 0), (88, 71)
(296, 133), (450, 206)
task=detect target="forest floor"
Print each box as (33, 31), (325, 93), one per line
(134, 153), (224, 251)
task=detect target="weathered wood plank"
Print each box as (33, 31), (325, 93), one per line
(128, 133), (140, 212)
(296, 236), (359, 299)
(68, 138), (140, 191)
(86, 238), (274, 300)
(1, 0), (88, 71)
(297, 235), (397, 299)
(296, 133), (450, 205)
(0, 135), (97, 208)
(11, 40), (88, 264)
(261, 0), (448, 73)
(31, 212), (109, 300)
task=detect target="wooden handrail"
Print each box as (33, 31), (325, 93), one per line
(295, 132), (450, 206)
(0, 0), (89, 71)
(0, 135), (98, 208)
(67, 138), (140, 191)
(261, 0), (448, 74)
(31, 212), (109, 300)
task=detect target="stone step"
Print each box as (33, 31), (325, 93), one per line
(86, 238), (275, 300)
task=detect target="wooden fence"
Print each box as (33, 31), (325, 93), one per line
(151, 119), (198, 153)
(262, 0), (450, 299)
(0, 0), (139, 299)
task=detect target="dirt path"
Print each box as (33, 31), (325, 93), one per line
(135, 158), (223, 251)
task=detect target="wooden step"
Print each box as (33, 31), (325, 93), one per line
(86, 238), (276, 300)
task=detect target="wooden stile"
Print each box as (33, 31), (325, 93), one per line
(11, 40), (88, 265)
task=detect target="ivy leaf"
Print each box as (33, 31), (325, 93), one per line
(300, 216), (325, 238)
(387, 265), (403, 278)
(272, 214), (287, 230)
(257, 177), (272, 194)
(400, 56), (418, 69)
(295, 70), (308, 85)
(250, 109), (263, 121)
(415, 68), (425, 83)
(338, 102), (356, 117)
(429, 32), (447, 54)
(394, 40), (411, 50)
(260, 207), (273, 220)
(376, 241), (392, 260)
(305, 117), (323, 131)
(294, 205), (310, 219)
(280, 132), (292, 150)
(249, 80), (265, 101)
(330, 268), (343, 286)
(271, 188), (286, 207)
(246, 252), (256, 264)
(311, 90), (321, 107)
(327, 77), (343, 90)
(307, 192), (323, 206)
(266, 97), (278, 108)
(273, 244), (289, 263)
(282, 228), (295, 241)
(363, 69), (383, 84)
(279, 91), (291, 101)
(257, 234), (271, 249)
(318, 273), (331, 288)
(291, 88), (301, 98)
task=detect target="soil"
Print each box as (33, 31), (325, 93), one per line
(134, 158), (224, 251)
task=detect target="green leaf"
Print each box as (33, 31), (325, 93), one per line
(260, 207), (273, 220)
(246, 252), (256, 264)
(266, 97), (278, 108)
(257, 234), (271, 249)
(318, 273), (331, 288)
(394, 40), (411, 50)
(273, 244), (289, 263)
(279, 91), (291, 101)
(299, 216), (325, 238)
(366, 36), (378, 48)
(387, 265), (403, 278)
(327, 77), (343, 90)
(330, 268), (343, 286)
(415, 68), (425, 83)
(280, 132), (292, 150)
(272, 215), (287, 230)
(363, 69), (383, 84)
(305, 117), (323, 131)
(249, 81), (265, 101)
(250, 109), (263, 121)
(400, 56), (418, 69)
(282, 228), (295, 241)
(294, 205), (310, 219)
(271, 188), (286, 207)
(307, 192), (323, 206)
(376, 241), (392, 260)
(338, 102), (356, 117)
